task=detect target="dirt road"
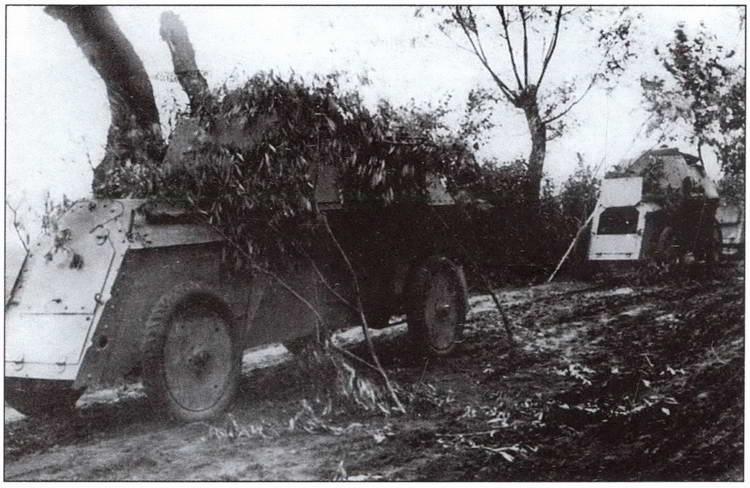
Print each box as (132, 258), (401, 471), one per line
(4, 268), (744, 481)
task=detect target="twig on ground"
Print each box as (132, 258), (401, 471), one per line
(641, 353), (654, 368)
(479, 273), (516, 349)
(330, 343), (379, 373)
(709, 346), (729, 365)
(437, 429), (499, 438)
(418, 359), (430, 384)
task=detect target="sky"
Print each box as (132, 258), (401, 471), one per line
(4, 5), (746, 239)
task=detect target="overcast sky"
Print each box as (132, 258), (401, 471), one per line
(4, 5), (746, 234)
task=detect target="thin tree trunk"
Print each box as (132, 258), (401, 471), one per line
(45, 6), (164, 196)
(159, 11), (209, 114)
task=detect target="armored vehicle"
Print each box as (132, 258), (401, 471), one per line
(6, 134), (468, 421)
(588, 147), (722, 267)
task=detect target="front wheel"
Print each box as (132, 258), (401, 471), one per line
(142, 283), (241, 422)
(406, 257), (468, 356)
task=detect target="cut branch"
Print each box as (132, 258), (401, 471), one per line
(159, 11), (210, 113)
(306, 253), (358, 313)
(321, 214), (407, 414)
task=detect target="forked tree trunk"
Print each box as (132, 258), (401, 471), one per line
(45, 6), (164, 196)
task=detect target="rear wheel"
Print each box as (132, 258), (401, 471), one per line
(5, 378), (82, 417)
(142, 283), (241, 422)
(406, 257), (468, 356)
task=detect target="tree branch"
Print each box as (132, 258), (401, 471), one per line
(496, 6), (524, 90)
(519, 6), (529, 87)
(321, 214), (406, 414)
(542, 73), (598, 125)
(536, 6), (563, 88)
(452, 7), (517, 103)
(466, 9), (492, 76)
(305, 252), (358, 313)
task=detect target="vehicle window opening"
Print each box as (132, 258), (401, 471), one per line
(598, 206), (639, 235)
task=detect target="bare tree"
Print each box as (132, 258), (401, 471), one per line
(45, 6), (165, 196)
(437, 6), (637, 207)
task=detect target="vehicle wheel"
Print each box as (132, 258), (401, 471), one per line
(5, 378), (82, 417)
(406, 256), (468, 356)
(142, 282), (241, 422)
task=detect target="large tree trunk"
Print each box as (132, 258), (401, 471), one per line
(45, 6), (165, 197)
(159, 11), (209, 114)
(518, 88), (546, 210)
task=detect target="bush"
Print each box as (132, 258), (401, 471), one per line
(453, 158), (600, 284)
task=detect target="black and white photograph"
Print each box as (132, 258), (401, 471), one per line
(3, 3), (745, 481)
